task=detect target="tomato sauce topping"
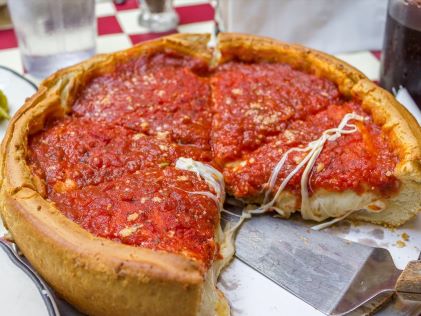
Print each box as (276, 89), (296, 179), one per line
(49, 167), (219, 267)
(27, 52), (399, 266)
(28, 52), (218, 267)
(73, 52), (213, 150)
(224, 103), (399, 198)
(29, 117), (212, 191)
(211, 62), (340, 164)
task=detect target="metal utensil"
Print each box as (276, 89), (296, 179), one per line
(225, 214), (421, 315)
(0, 238), (60, 316)
(0, 237), (88, 315)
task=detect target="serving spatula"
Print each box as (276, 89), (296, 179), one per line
(225, 214), (421, 315)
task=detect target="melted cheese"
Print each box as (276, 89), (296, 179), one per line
(175, 158), (241, 267)
(176, 114), (388, 245)
(176, 158), (225, 208)
(176, 158), (232, 315)
(249, 113), (369, 219)
(311, 198), (386, 230)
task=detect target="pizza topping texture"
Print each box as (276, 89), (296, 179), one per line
(251, 113), (368, 210)
(210, 61), (341, 164)
(27, 51), (399, 266)
(224, 102), (399, 199)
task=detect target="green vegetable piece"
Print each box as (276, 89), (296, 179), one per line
(0, 90), (10, 120)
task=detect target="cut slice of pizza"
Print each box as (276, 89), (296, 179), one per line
(213, 33), (421, 226)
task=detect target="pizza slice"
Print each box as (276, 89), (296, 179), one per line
(214, 33), (421, 227)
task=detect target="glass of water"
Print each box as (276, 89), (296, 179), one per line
(138, 0), (179, 32)
(7, 0), (96, 79)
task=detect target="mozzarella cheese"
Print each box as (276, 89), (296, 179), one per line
(245, 113), (388, 228)
(175, 158), (233, 316)
(175, 158), (242, 268)
(176, 158), (225, 208)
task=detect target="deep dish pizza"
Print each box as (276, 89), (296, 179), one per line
(1, 33), (420, 316)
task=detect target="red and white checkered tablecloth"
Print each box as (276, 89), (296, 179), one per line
(0, 0), (215, 74)
(0, 0), (382, 81)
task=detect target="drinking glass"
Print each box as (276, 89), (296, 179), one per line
(138, 0), (179, 32)
(7, 0), (96, 79)
(380, 0), (421, 107)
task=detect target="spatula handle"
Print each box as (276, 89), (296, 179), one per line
(396, 260), (421, 301)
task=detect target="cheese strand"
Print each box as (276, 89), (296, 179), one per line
(311, 199), (386, 230)
(175, 158), (225, 209)
(311, 210), (355, 230)
(250, 113), (368, 218)
(176, 113), (368, 226)
(176, 113), (368, 247)
(175, 158), (242, 269)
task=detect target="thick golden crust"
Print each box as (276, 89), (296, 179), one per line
(216, 33), (421, 226)
(4, 189), (204, 316)
(216, 33), (365, 97)
(351, 80), (421, 225)
(352, 79), (421, 180)
(0, 34), (229, 316)
(1, 33), (421, 316)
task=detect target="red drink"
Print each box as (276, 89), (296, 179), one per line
(380, 0), (421, 107)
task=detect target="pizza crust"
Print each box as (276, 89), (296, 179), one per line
(3, 190), (208, 316)
(1, 33), (420, 316)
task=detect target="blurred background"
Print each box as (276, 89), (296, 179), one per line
(0, 0), (215, 78)
(0, 0), (420, 102)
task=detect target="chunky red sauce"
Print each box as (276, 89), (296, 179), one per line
(28, 52), (399, 266)
(73, 52), (213, 150)
(29, 117), (211, 190)
(211, 62), (340, 164)
(224, 103), (399, 198)
(49, 167), (219, 266)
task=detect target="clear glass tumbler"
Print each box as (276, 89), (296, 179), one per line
(7, 0), (96, 79)
(138, 0), (179, 32)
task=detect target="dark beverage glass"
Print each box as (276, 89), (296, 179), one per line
(380, 0), (421, 107)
